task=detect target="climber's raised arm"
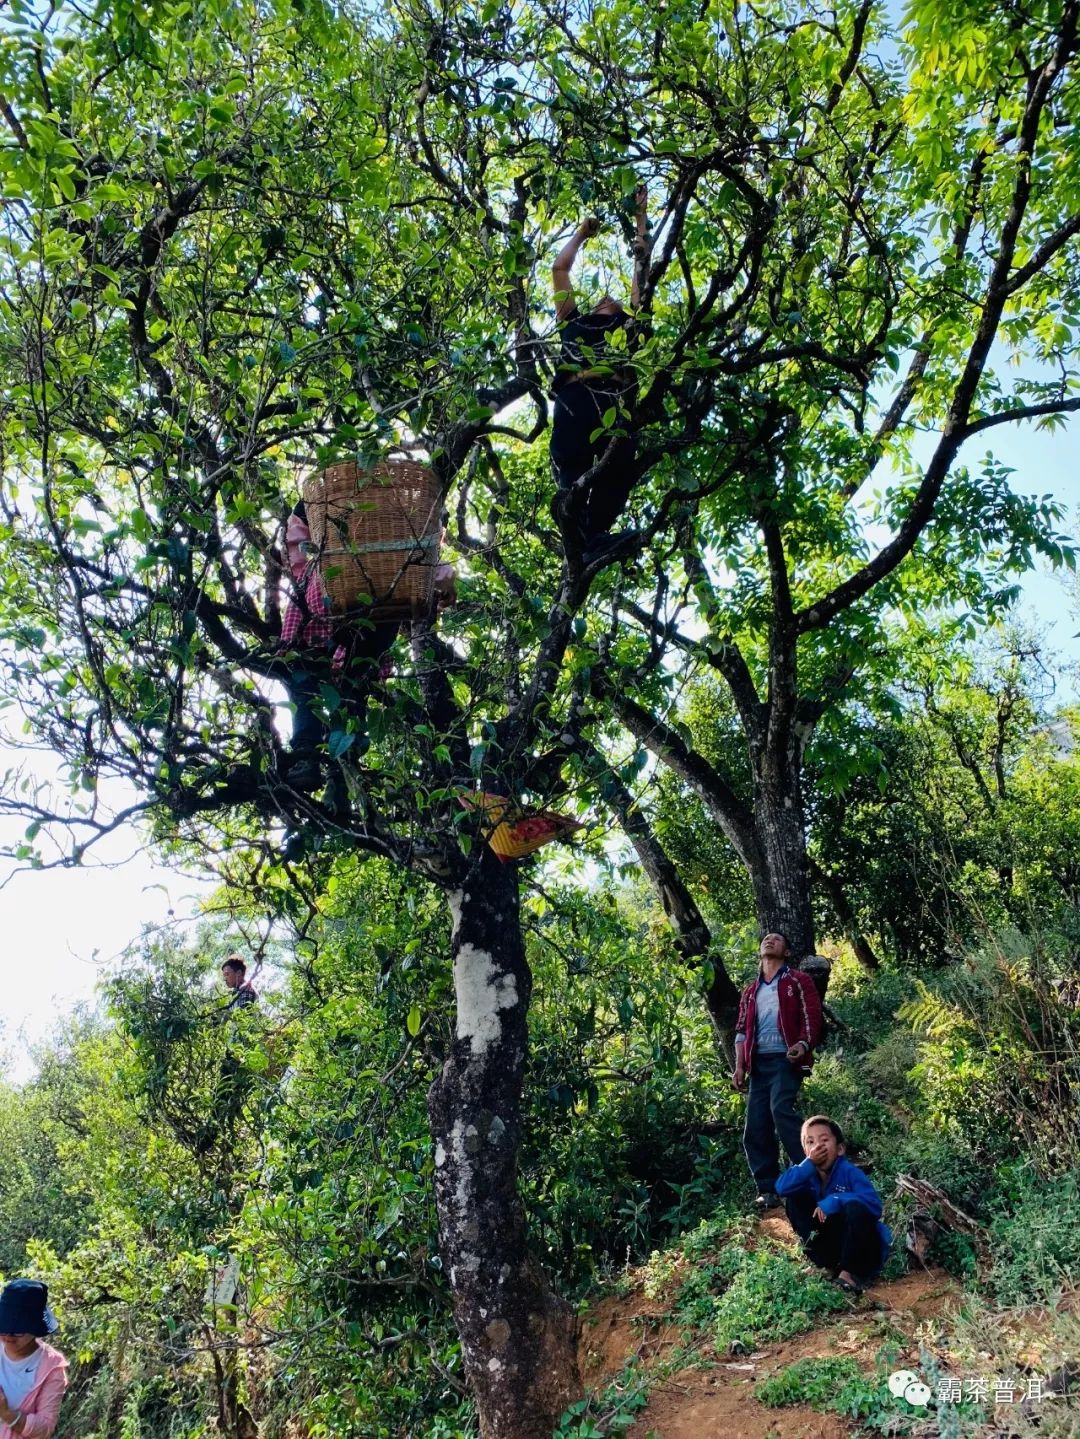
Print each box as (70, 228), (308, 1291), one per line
(631, 183), (649, 311)
(552, 216), (600, 322)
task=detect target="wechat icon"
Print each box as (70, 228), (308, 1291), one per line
(888, 1371), (932, 1407)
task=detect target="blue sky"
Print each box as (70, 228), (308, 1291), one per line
(946, 419), (1079, 697)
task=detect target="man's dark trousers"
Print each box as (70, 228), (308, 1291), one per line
(785, 1192), (882, 1280)
(744, 1052), (804, 1195)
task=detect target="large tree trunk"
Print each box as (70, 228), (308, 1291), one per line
(751, 754), (816, 959)
(428, 853), (580, 1439)
(749, 743), (831, 1002)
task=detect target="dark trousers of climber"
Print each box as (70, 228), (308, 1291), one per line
(288, 621), (399, 755)
(784, 1192), (883, 1280)
(551, 383), (636, 543)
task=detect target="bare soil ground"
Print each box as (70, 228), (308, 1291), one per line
(577, 1213), (962, 1439)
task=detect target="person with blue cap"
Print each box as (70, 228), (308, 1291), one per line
(0, 1280), (67, 1438)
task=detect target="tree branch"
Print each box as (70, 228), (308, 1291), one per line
(577, 739), (739, 1042)
(807, 856), (879, 971)
(1006, 209), (1080, 294)
(603, 688), (761, 872)
(955, 395), (1080, 441)
(0, 92), (28, 149)
(796, 3), (1080, 635)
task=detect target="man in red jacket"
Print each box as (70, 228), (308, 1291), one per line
(733, 933), (825, 1211)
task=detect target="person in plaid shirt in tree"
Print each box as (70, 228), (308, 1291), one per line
(279, 500), (457, 794)
(279, 500), (399, 792)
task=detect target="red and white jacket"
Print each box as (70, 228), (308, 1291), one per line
(0, 1343), (67, 1439)
(735, 965), (824, 1073)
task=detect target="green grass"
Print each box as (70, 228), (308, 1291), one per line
(710, 1246), (850, 1351)
(664, 1227), (850, 1351)
(756, 1354), (995, 1436)
(756, 1356), (922, 1432)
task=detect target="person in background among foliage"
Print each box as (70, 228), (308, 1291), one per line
(550, 185), (649, 564)
(732, 932), (824, 1212)
(203, 956), (260, 1152)
(221, 954), (257, 1008)
(776, 1115), (892, 1292)
(0, 1280), (67, 1439)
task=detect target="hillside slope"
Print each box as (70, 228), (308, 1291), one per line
(572, 1212), (1074, 1439)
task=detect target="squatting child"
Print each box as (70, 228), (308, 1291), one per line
(775, 1114), (892, 1293)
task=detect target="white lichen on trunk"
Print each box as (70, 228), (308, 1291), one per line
(454, 942), (518, 1054)
(447, 889), (519, 1056)
(447, 888), (467, 933)
(444, 1117), (481, 1283)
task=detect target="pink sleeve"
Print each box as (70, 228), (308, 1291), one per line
(286, 512), (311, 578)
(280, 597), (303, 650)
(21, 1367), (67, 1439)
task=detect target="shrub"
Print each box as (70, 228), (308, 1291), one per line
(664, 1228), (850, 1351)
(858, 1029), (920, 1107)
(802, 1053), (901, 1162)
(710, 1246), (850, 1351)
(757, 1355), (867, 1408)
(826, 962), (911, 1038)
(901, 953), (1080, 1178)
(986, 1167), (1080, 1305)
(553, 1365), (650, 1438)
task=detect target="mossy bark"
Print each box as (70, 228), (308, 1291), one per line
(428, 852), (580, 1438)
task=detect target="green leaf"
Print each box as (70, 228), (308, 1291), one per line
(327, 729), (356, 759)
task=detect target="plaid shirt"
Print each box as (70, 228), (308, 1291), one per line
(280, 513), (398, 678)
(280, 510), (344, 662)
(280, 566), (337, 653)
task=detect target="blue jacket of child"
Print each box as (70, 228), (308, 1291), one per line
(776, 1156), (892, 1267)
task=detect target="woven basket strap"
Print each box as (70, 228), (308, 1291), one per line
(321, 533), (440, 558)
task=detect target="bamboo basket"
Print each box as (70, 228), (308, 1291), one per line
(303, 460), (442, 618)
(458, 791), (584, 863)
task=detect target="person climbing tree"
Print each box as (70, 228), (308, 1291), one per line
(550, 185), (648, 564)
(201, 956), (262, 1154)
(280, 497), (458, 786)
(279, 499), (400, 793)
(220, 956), (258, 1009)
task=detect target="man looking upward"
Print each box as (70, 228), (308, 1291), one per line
(732, 933), (824, 1211)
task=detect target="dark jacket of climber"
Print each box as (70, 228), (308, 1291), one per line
(550, 185), (648, 564)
